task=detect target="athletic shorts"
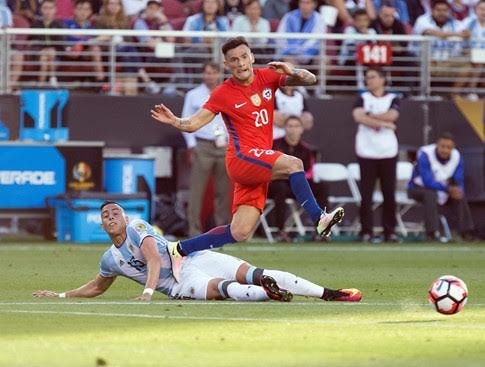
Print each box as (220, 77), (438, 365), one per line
(226, 148), (283, 213)
(169, 250), (246, 300)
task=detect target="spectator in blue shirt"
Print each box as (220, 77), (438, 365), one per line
(275, 0), (326, 65)
(372, 0), (409, 25)
(182, 0), (230, 44)
(63, 0), (105, 85)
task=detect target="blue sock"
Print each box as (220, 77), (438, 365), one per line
(289, 171), (323, 223)
(180, 224), (237, 255)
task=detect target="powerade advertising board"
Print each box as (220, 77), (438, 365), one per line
(0, 146), (65, 208)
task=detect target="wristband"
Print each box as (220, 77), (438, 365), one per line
(143, 288), (154, 296)
(58, 292), (66, 298)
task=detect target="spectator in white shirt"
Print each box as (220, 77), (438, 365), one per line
(273, 84), (313, 139)
(232, 0), (271, 63)
(232, 0), (270, 47)
(181, 61), (231, 236)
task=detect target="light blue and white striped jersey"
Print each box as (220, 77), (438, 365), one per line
(99, 219), (176, 295)
(411, 14), (466, 60)
(463, 17), (485, 49)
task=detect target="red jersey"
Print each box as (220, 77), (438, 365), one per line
(203, 68), (287, 159)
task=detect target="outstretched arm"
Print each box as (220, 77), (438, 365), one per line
(135, 237), (161, 302)
(150, 104), (216, 133)
(268, 61), (317, 86)
(33, 274), (116, 299)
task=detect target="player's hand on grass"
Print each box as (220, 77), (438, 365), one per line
(135, 293), (152, 301)
(32, 290), (60, 298)
(150, 103), (176, 126)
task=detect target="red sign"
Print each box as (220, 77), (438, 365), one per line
(356, 43), (393, 65)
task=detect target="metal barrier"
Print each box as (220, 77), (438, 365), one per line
(0, 28), (482, 98)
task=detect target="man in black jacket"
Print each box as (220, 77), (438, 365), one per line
(269, 115), (329, 242)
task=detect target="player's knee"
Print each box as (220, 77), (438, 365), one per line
(206, 279), (224, 300)
(287, 156), (304, 173)
(229, 223), (252, 242)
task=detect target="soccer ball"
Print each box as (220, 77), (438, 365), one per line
(428, 275), (468, 315)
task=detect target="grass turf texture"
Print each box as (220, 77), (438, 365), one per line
(1, 241), (485, 367)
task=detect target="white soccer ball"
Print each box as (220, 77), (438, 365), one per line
(428, 275), (468, 315)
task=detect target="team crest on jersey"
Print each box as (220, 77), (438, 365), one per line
(129, 244), (135, 253)
(135, 223), (146, 233)
(250, 94), (261, 107)
(262, 88), (272, 101)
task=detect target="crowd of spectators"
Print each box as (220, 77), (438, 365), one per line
(0, 0), (484, 96)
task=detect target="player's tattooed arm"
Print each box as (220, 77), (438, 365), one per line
(151, 104), (215, 132)
(174, 117), (193, 131)
(286, 68), (317, 86)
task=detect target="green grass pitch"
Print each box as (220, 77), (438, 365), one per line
(1, 241), (485, 367)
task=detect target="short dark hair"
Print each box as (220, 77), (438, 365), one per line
(244, 0), (260, 8)
(365, 66), (386, 79)
(74, 0), (92, 6)
(285, 115), (303, 126)
(381, 0), (396, 8)
(202, 60), (219, 72)
(438, 132), (455, 142)
(352, 8), (369, 19)
(100, 200), (122, 211)
(222, 37), (250, 55)
(431, 0), (449, 8)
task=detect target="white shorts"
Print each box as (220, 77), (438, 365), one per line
(169, 250), (246, 300)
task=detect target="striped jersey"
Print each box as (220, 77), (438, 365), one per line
(462, 17), (485, 49)
(99, 219), (176, 295)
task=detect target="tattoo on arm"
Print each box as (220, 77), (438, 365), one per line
(175, 117), (192, 131)
(287, 68), (317, 86)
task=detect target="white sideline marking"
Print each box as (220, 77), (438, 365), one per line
(0, 301), (483, 307)
(1, 309), (485, 329)
(1, 244), (484, 252)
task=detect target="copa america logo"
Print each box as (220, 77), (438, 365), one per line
(72, 162), (92, 182)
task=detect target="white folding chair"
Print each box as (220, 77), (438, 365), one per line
(247, 199), (278, 243)
(394, 161), (419, 236)
(395, 161), (451, 240)
(313, 163), (361, 234)
(347, 161), (451, 239)
(282, 198), (314, 237)
(348, 161), (416, 236)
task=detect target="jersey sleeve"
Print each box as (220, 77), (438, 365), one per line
(353, 96), (364, 109)
(262, 67), (287, 89)
(390, 96), (401, 111)
(203, 85), (225, 115)
(99, 251), (117, 277)
(126, 219), (156, 248)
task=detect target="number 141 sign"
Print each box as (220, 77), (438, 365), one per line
(356, 43), (392, 65)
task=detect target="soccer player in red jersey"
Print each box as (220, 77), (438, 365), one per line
(151, 37), (344, 277)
